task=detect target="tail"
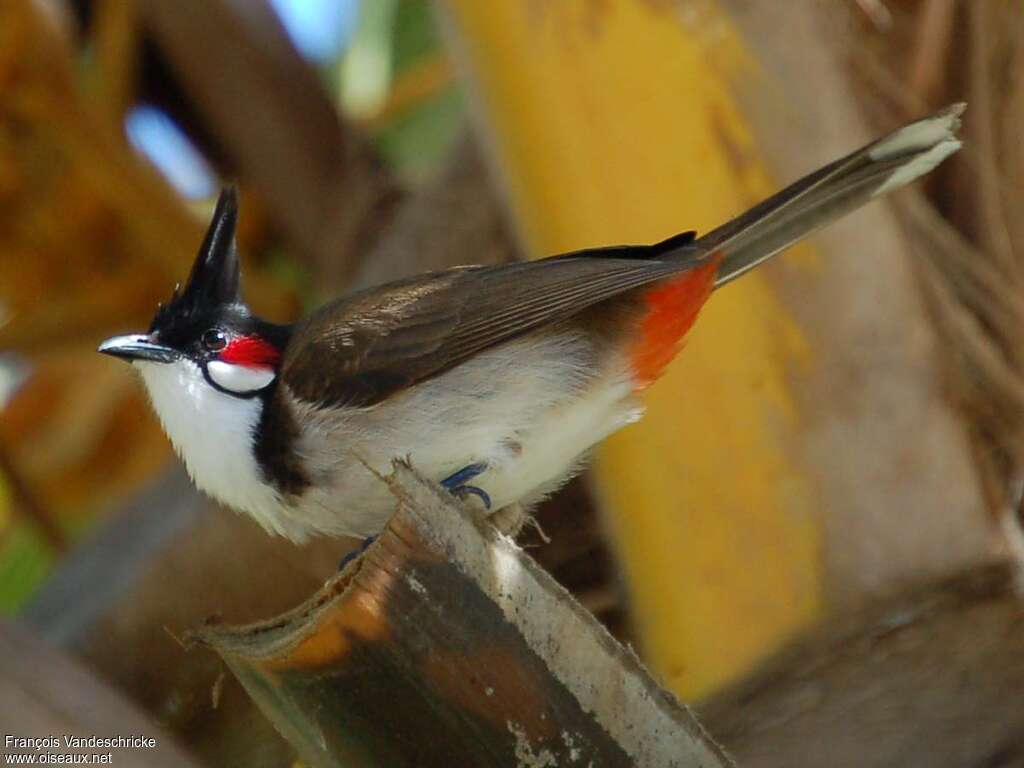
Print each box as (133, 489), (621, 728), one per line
(686, 104), (964, 286)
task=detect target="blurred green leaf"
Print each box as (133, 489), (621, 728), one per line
(339, 0), (400, 117)
(374, 84), (463, 181)
(392, 0), (440, 72)
(0, 523), (53, 614)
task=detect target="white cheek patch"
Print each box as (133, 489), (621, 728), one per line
(207, 360), (276, 394)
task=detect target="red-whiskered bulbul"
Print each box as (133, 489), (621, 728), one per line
(99, 105), (963, 542)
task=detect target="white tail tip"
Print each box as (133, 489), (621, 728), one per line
(870, 103), (965, 195)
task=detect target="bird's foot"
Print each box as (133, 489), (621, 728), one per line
(338, 535), (377, 571)
(440, 462), (492, 510)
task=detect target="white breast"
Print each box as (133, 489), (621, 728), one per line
(135, 358), (296, 537)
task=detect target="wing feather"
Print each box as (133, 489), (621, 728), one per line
(282, 250), (706, 407)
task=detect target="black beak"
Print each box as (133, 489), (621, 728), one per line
(98, 334), (180, 364)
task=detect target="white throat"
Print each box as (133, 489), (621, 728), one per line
(136, 358), (286, 533)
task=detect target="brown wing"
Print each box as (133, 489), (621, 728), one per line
(282, 246), (705, 408)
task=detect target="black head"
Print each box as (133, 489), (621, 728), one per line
(99, 187), (290, 397)
(149, 185), (242, 347)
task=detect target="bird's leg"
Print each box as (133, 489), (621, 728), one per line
(440, 462), (491, 510)
(338, 534), (377, 571)
(490, 502), (528, 537)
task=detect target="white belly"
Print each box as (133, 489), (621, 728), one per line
(479, 371), (641, 509)
(288, 329), (641, 540)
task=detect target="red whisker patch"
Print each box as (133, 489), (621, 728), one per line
(630, 255), (720, 388)
(220, 335), (280, 369)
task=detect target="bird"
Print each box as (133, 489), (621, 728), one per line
(100, 105), (964, 543)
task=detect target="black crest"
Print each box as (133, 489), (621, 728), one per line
(150, 187), (242, 343)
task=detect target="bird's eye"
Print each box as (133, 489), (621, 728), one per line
(201, 329), (227, 352)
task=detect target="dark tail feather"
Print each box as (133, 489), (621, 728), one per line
(666, 104), (964, 286)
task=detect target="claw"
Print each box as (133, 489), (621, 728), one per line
(440, 462), (492, 510)
(455, 484), (492, 510)
(440, 462), (487, 489)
